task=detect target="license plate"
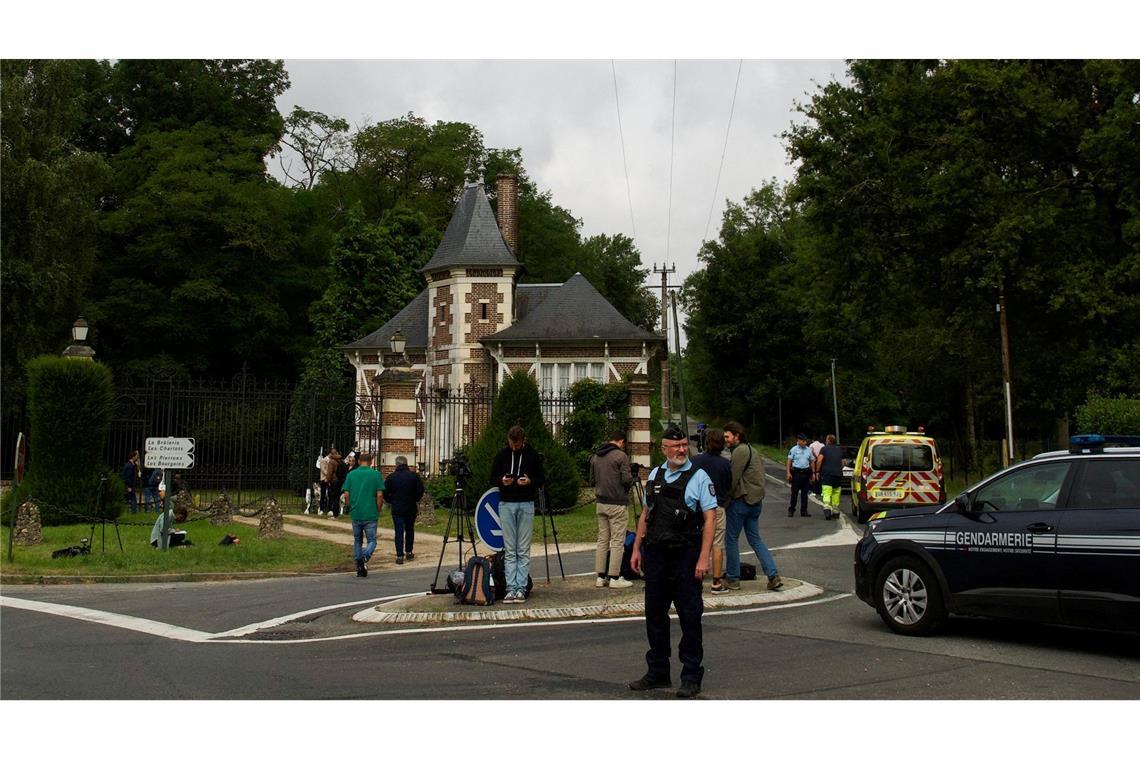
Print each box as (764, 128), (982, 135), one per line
(873, 489), (905, 499)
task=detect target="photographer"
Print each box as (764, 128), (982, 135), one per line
(589, 429), (634, 589)
(490, 426), (545, 604)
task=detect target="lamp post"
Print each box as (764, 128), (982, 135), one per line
(997, 293), (1015, 466)
(62, 317), (95, 360)
(830, 358), (840, 445)
(389, 329), (407, 366)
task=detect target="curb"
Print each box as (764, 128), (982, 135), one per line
(353, 579), (823, 624)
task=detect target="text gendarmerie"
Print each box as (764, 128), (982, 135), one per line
(954, 532), (1031, 547)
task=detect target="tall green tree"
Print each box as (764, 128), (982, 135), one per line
(1, 60), (111, 411)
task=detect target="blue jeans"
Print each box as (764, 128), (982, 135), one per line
(499, 500), (534, 593)
(352, 520), (377, 563)
(143, 487), (160, 513)
(724, 498), (778, 581)
(392, 514), (414, 556)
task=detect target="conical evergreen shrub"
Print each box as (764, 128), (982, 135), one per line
(466, 371), (582, 512)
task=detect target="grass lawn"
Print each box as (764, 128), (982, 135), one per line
(1, 518), (350, 579)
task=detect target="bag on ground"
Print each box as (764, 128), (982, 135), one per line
(490, 550), (534, 599)
(740, 561), (757, 581)
(460, 555), (495, 605)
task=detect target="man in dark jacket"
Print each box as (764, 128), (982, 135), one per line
(490, 426), (546, 603)
(384, 456), (425, 564)
(692, 428), (732, 593)
(589, 429), (635, 589)
(122, 451), (141, 514)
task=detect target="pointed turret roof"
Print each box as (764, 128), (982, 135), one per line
(420, 182), (520, 273)
(484, 273), (664, 343)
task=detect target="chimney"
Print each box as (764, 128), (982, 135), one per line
(495, 173), (518, 256)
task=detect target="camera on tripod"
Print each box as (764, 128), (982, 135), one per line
(630, 461), (642, 479)
(440, 452), (472, 480)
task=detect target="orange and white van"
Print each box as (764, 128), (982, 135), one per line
(850, 425), (945, 523)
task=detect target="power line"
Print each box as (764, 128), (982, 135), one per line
(610, 60), (637, 239)
(704, 59), (744, 242)
(666, 59), (677, 260)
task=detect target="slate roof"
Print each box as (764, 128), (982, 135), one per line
(484, 273), (664, 343)
(420, 182), (520, 273)
(342, 289), (430, 351)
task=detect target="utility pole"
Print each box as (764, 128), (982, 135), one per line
(652, 263), (676, 421)
(669, 290), (688, 438)
(830, 358), (840, 445)
(998, 290), (1015, 466)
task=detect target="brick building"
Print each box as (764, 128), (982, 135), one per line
(342, 175), (665, 473)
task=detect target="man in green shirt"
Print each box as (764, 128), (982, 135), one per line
(342, 452), (384, 577)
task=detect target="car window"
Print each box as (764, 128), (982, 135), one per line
(1069, 459), (1140, 510)
(973, 462), (1071, 512)
(871, 443), (934, 471)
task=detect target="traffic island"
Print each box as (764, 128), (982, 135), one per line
(354, 575), (823, 624)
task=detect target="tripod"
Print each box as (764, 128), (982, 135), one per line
(535, 483), (565, 581)
(430, 475), (480, 594)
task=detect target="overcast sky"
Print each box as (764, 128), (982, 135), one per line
(274, 59), (850, 339)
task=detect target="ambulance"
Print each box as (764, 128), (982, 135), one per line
(850, 425), (945, 523)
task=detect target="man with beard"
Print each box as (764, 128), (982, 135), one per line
(627, 424), (717, 699)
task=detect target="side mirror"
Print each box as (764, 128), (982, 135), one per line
(952, 492), (971, 512)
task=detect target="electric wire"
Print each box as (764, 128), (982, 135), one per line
(666, 59), (677, 261)
(704, 59), (744, 242)
(610, 60), (637, 239)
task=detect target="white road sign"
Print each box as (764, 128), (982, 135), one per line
(145, 437), (195, 469)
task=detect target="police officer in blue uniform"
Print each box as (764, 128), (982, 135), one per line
(786, 432), (815, 517)
(628, 424), (718, 698)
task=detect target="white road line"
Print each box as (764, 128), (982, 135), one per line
(1, 591), (851, 645)
(0, 596), (214, 643)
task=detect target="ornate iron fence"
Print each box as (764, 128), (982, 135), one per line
(106, 370), (375, 510)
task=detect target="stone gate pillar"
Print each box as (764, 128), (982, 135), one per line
(373, 366), (422, 476)
(627, 373), (652, 478)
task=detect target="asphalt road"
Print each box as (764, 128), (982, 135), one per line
(3, 471), (1138, 701)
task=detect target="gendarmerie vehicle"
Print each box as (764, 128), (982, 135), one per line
(854, 435), (1140, 635)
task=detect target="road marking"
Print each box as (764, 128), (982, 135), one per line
(1, 590), (851, 645)
(0, 596), (214, 643)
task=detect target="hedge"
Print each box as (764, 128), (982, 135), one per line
(3, 356), (122, 525)
(1074, 396), (1140, 436)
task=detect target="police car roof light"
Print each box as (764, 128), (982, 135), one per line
(885, 425), (906, 433)
(1069, 433), (1140, 454)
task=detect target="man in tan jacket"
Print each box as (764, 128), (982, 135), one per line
(721, 421), (783, 591)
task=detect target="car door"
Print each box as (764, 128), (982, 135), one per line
(1055, 457), (1140, 631)
(939, 461), (1073, 622)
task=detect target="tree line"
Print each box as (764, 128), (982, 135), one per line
(682, 60), (1139, 473)
(1, 59), (659, 420)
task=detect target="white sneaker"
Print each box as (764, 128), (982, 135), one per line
(608, 577), (633, 589)
(595, 576), (607, 588)
(317, 510), (325, 516)
(328, 513), (336, 519)
(303, 508), (309, 515)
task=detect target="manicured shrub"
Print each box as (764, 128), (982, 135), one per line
(466, 371), (582, 512)
(6, 357), (120, 525)
(1075, 396), (1140, 436)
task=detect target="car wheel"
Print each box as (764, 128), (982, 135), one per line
(873, 556), (945, 636)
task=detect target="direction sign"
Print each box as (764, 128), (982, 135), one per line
(474, 487), (503, 552)
(145, 437), (195, 469)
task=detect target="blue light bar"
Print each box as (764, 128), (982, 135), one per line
(1070, 433), (1140, 453)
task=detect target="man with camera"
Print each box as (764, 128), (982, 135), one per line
(628, 424), (717, 698)
(589, 428), (635, 589)
(491, 426), (545, 603)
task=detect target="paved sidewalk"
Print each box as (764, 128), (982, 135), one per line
(355, 574), (823, 624)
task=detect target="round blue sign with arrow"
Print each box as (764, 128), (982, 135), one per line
(474, 487), (503, 552)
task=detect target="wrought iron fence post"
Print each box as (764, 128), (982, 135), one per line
(238, 362), (247, 509)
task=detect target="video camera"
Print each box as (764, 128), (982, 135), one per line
(440, 452), (472, 480)
(630, 461), (642, 479)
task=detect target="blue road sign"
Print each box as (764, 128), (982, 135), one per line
(475, 487), (503, 552)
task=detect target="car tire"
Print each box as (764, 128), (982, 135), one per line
(873, 555), (945, 636)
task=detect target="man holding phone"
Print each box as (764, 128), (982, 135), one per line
(490, 426), (545, 604)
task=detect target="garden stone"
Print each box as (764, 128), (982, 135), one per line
(14, 500), (43, 546)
